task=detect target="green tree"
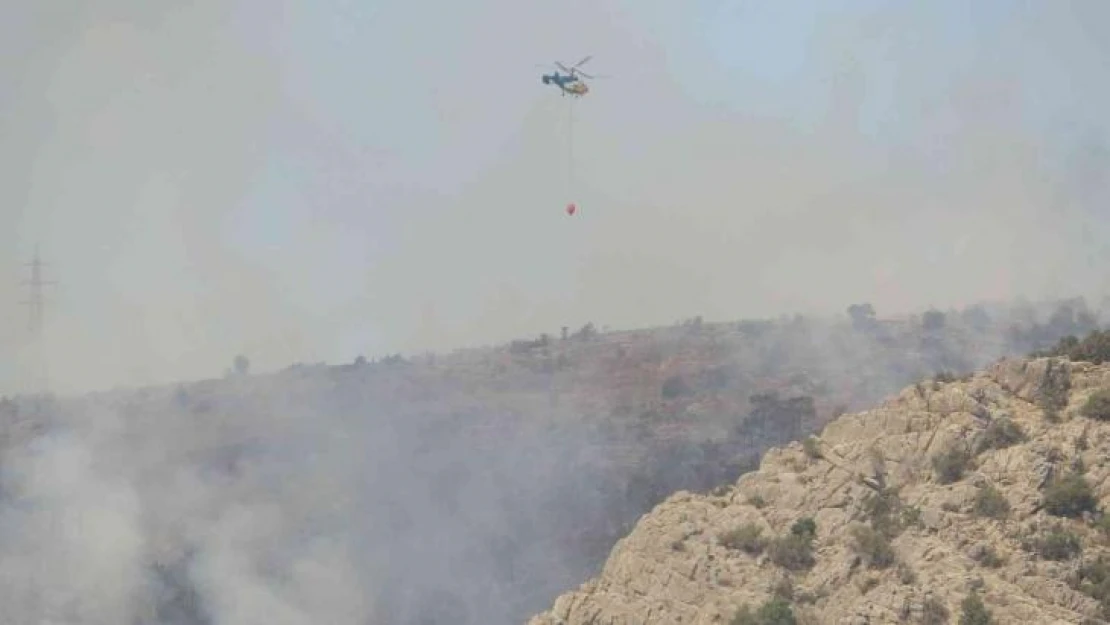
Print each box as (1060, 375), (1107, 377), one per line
(959, 590), (993, 625)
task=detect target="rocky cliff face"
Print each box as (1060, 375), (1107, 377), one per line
(530, 357), (1110, 625)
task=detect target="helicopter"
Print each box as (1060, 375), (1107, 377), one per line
(540, 56), (598, 97)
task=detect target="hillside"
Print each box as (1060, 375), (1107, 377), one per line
(0, 298), (1100, 625)
(529, 353), (1110, 625)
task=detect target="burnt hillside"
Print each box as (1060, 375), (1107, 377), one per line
(0, 297), (1101, 625)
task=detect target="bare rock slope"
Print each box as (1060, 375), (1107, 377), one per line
(530, 357), (1110, 624)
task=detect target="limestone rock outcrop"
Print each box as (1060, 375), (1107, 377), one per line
(530, 357), (1110, 624)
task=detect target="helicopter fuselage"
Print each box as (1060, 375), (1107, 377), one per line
(542, 73), (588, 96)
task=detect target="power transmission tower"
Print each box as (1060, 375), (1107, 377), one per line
(20, 245), (55, 394)
(21, 245), (54, 336)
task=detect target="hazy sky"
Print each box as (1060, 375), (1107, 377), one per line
(3, 0), (1110, 394)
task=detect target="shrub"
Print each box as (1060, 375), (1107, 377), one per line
(959, 590), (993, 625)
(900, 505), (924, 529)
(1036, 359), (1071, 420)
(720, 523), (767, 555)
(1095, 514), (1110, 538)
(921, 596), (950, 625)
(1074, 557), (1110, 619)
(897, 562), (917, 584)
(972, 544), (1004, 568)
(973, 485), (1011, 520)
(1072, 455), (1087, 474)
(732, 605), (756, 625)
(850, 525), (896, 569)
(769, 534), (816, 572)
(771, 576), (794, 601)
(863, 487), (906, 538)
(1077, 429), (1090, 451)
(790, 517), (817, 541)
(1081, 389), (1110, 421)
(932, 446), (972, 484)
(802, 436), (821, 459)
(976, 417), (1025, 453)
(731, 597), (797, 625)
(933, 370), (958, 383)
(1025, 525), (1082, 561)
(1043, 473), (1098, 518)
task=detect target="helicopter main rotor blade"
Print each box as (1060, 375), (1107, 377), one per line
(574, 55), (593, 68)
(556, 62), (572, 73)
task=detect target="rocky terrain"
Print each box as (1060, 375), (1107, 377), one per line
(530, 351), (1110, 625)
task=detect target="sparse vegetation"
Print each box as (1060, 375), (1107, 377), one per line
(1072, 455), (1087, 474)
(1036, 358), (1071, 420)
(802, 436), (821, 459)
(1043, 472), (1098, 518)
(973, 484), (1011, 520)
(976, 417), (1025, 453)
(770, 521), (818, 572)
(1039, 329), (1110, 364)
(1077, 428), (1090, 451)
(933, 370), (959, 383)
(720, 523), (767, 555)
(731, 597), (797, 625)
(932, 445), (972, 484)
(769, 535), (816, 571)
(863, 487), (906, 538)
(790, 517), (817, 541)
(973, 544), (1004, 568)
(900, 505), (924, 530)
(849, 525), (896, 569)
(11, 296), (1110, 625)
(1081, 388), (1110, 421)
(736, 393), (815, 452)
(921, 595), (950, 625)
(1024, 524), (1083, 560)
(524, 299), (1110, 623)
(1073, 556), (1110, 619)
(897, 562), (917, 584)
(771, 576), (794, 601)
(959, 590), (993, 625)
